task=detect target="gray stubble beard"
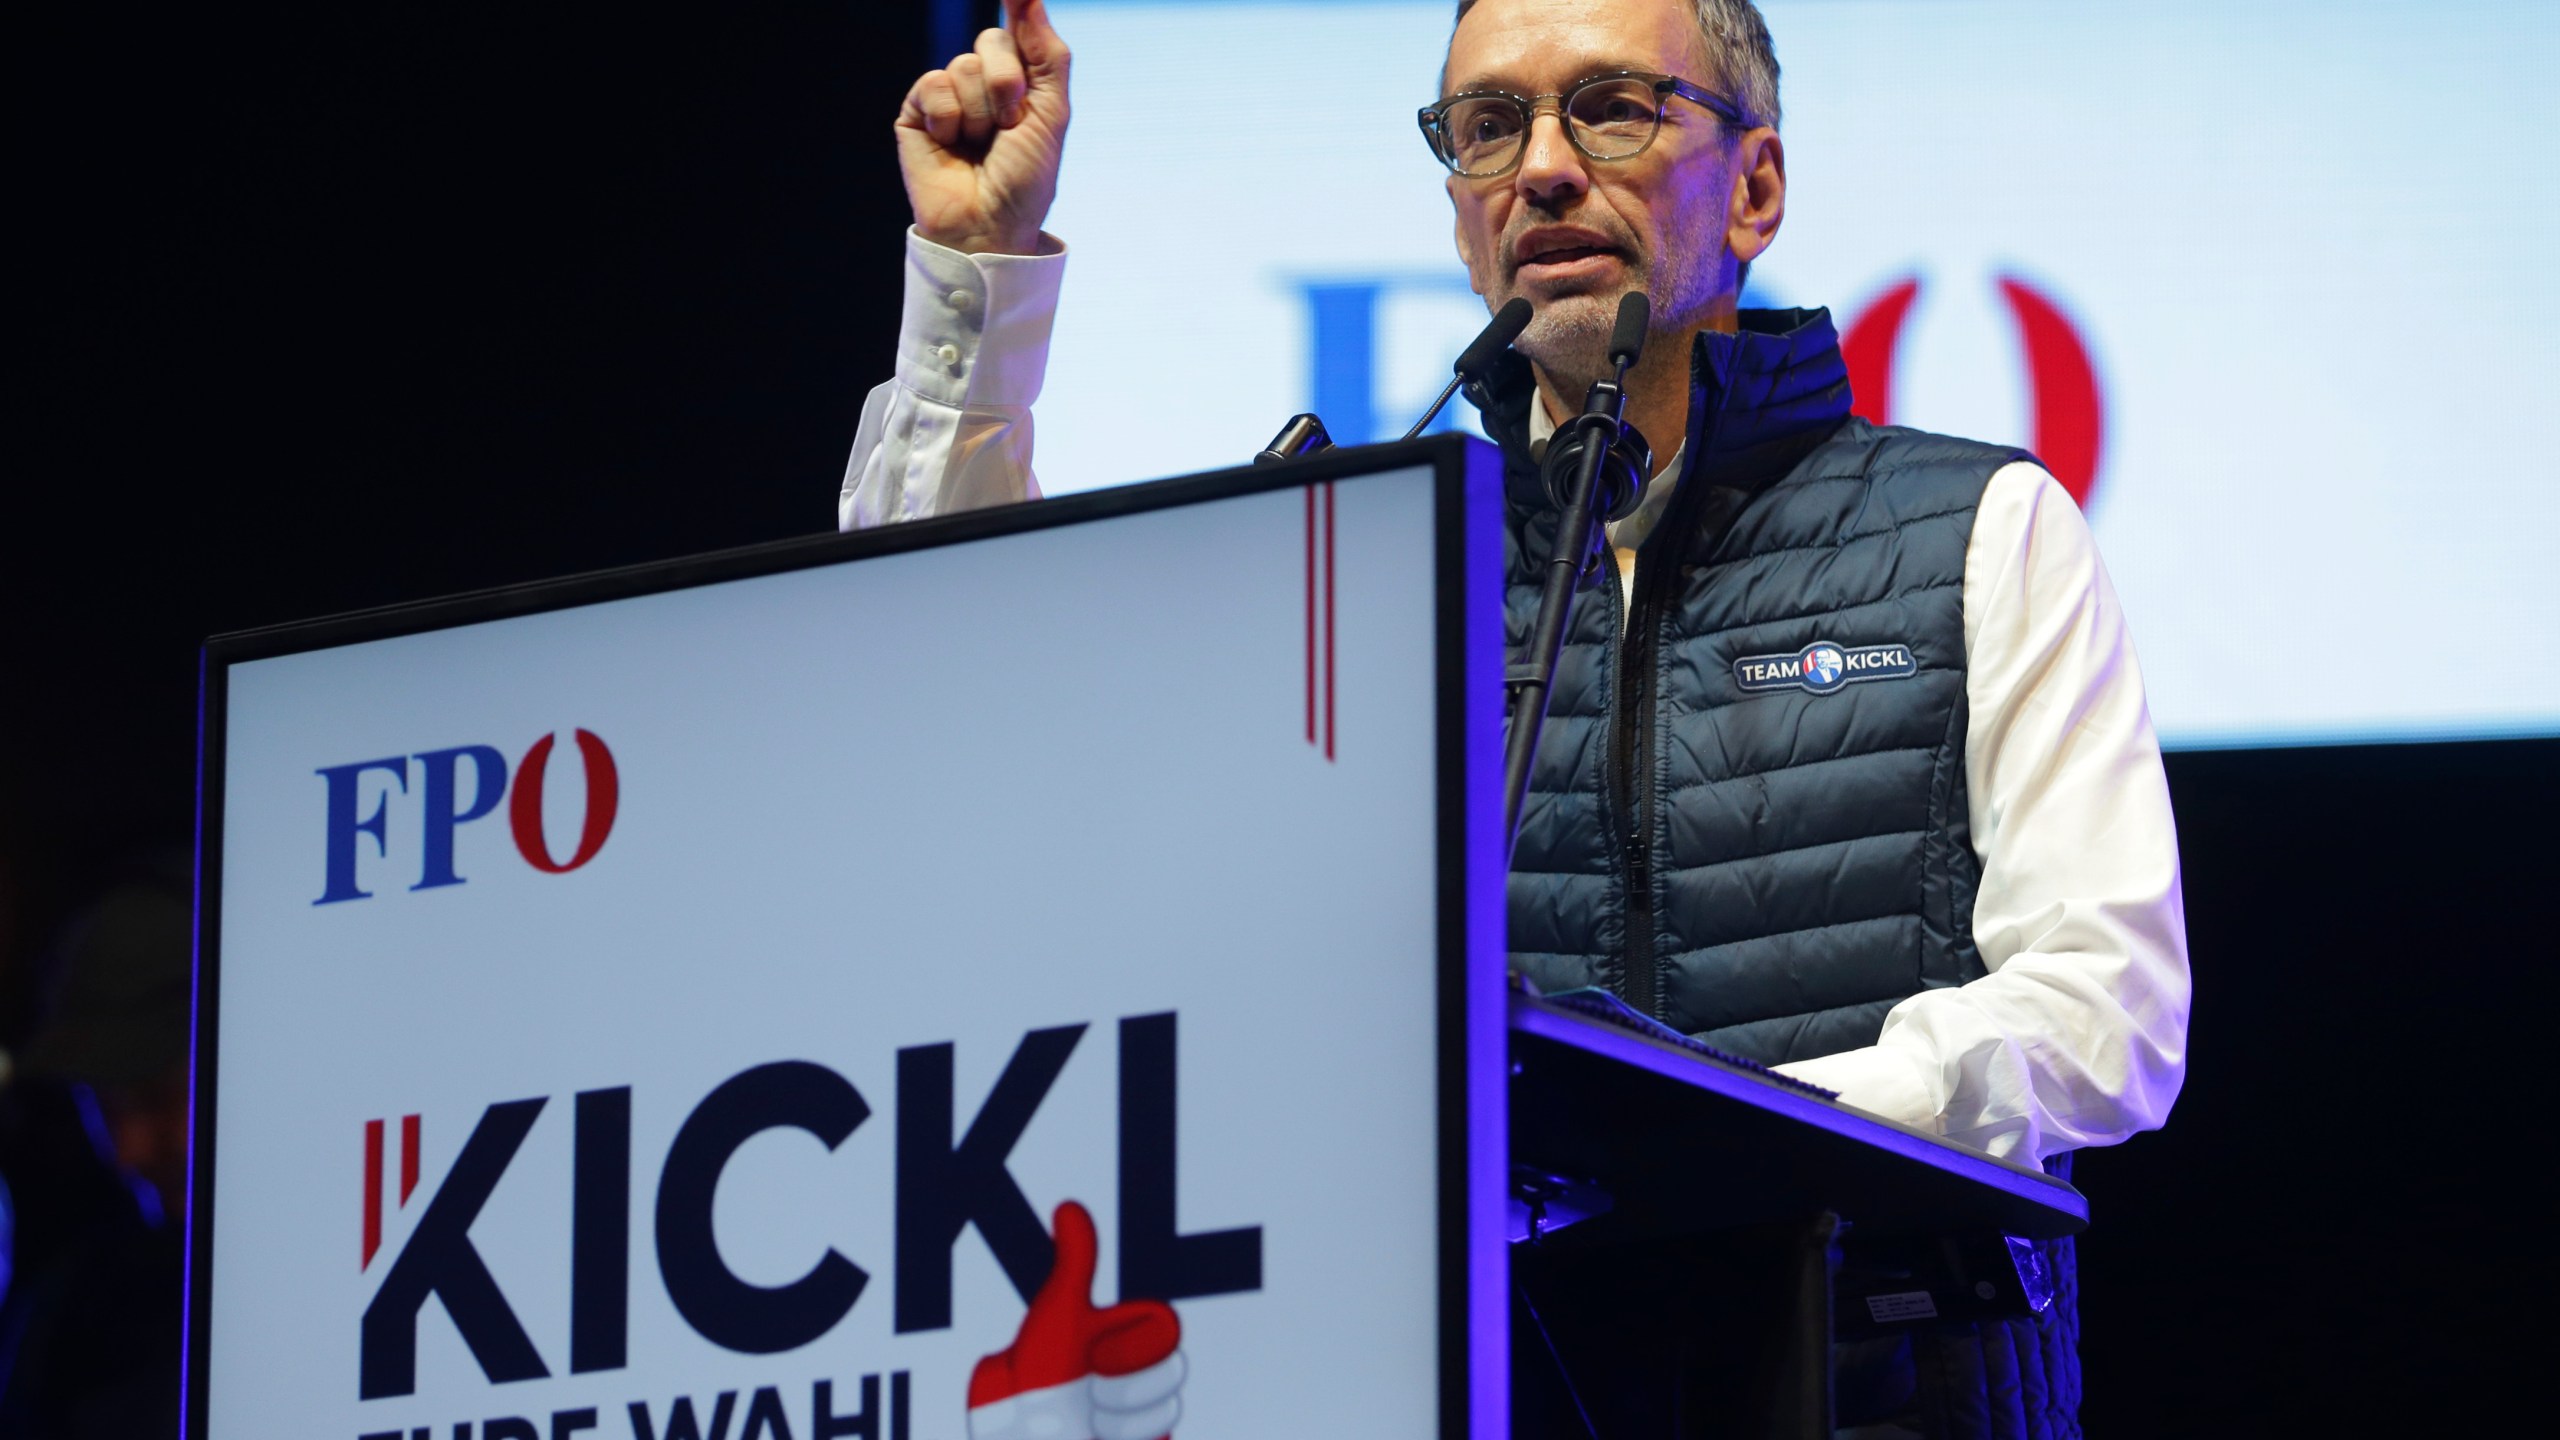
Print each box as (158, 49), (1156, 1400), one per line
(1504, 228), (1727, 398)
(1513, 287), (1634, 398)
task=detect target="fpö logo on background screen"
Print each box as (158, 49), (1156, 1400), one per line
(1292, 266), (2107, 511)
(314, 729), (618, 904)
(348, 1014), (1258, 1440)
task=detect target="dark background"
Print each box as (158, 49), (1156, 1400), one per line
(8, 3), (2549, 1434)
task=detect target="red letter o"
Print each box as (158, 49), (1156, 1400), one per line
(510, 729), (619, 873)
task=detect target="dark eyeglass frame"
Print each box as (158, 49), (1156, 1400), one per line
(1416, 70), (1750, 179)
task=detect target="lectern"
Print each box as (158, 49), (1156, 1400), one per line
(188, 436), (2082, 1440)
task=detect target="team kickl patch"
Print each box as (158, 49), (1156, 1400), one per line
(1733, 641), (1919, 695)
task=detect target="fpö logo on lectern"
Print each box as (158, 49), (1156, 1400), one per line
(350, 1015), (1259, 1440)
(313, 729), (619, 904)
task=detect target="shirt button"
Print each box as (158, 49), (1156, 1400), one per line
(933, 343), (962, 367)
(948, 288), (978, 313)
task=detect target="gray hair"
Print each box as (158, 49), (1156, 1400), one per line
(1453, 0), (1782, 130)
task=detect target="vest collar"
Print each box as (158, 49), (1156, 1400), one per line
(1475, 306), (1855, 513)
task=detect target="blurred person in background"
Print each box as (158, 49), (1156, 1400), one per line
(0, 852), (191, 1438)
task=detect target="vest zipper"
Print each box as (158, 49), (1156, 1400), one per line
(1612, 469), (1759, 1021)
(1528, 337), (1842, 1027)
(1610, 412), (1749, 1020)
(1609, 541), (1659, 1018)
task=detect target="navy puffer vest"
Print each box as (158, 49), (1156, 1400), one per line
(1487, 309), (2082, 1439)
(1492, 308), (2023, 1063)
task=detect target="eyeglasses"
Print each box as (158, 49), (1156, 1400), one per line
(1417, 70), (1748, 179)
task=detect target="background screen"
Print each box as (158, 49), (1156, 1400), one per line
(1033, 0), (2560, 749)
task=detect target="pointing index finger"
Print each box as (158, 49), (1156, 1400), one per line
(1004, 0), (1065, 71)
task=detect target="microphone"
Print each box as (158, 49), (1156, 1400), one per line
(1607, 290), (1650, 369)
(1402, 298), (1535, 440)
(1539, 291), (1653, 523)
(1254, 412), (1335, 465)
(1257, 298), (1534, 463)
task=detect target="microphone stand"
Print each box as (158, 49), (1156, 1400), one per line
(1502, 295), (1650, 854)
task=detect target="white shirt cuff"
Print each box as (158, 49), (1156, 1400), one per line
(895, 228), (1068, 409)
(1774, 1043), (1944, 1136)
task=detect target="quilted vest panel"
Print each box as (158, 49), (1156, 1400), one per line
(1490, 312), (2025, 1067)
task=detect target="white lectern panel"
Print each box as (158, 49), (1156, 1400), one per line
(194, 450), (1501, 1440)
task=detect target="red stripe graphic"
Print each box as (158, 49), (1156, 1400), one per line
(400, 1113), (420, 1205)
(1304, 485), (1318, 744)
(1322, 482), (1336, 761)
(362, 1118), (384, 1269)
(1303, 483), (1338, 761)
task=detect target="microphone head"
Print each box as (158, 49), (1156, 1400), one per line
(1456, 298), (1535, 379)
(1608, 291), (1651, 368)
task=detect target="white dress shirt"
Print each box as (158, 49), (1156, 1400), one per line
(842, 231), (2190, 1164)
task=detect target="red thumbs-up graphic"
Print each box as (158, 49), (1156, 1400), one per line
(967, 1201), (1186, 1440)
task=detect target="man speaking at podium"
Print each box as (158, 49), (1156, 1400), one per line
(840, 2), (2188, 1434)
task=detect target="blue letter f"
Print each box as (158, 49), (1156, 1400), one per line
(315, 757), (410, 905)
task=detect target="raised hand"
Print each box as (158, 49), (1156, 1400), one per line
(896, 0), (1072, 256)
(967, 1201), (1186, 1440)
